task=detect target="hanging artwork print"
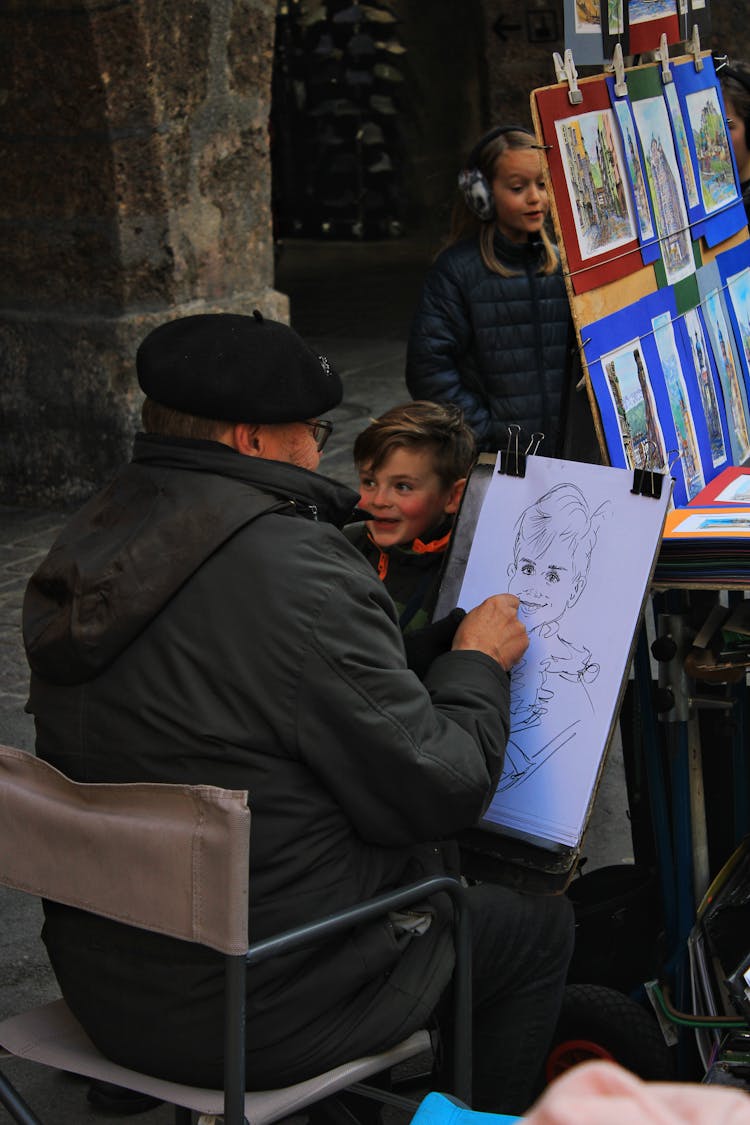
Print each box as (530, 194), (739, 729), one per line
(651, 309), (705, 499)
(699, 263), (750, 465)
(627, 0), (679, 54)
(534, 82), (643, 293)
(686, 85), (736, 214)
(677, 305), (730, 472)
(664, 82), (700, 211)
(670, 55), (746, 246)
(556, 108), (638, 260)
(453, 455), (670, 848)
(598, 337), (669, 471)
(609, 83), (660, 262)
(716, 249), (750, 442)
(631, 92), (695, 286)
(598, 0), (628, 61)
(563, 0), (606, 65)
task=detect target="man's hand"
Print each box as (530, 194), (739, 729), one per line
(451, 594), (529, 672)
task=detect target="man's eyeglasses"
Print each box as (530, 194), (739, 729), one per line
(302, 419), (334, 451)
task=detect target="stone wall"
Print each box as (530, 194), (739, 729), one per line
(1, 0), (282, 506)
(3, 0), (749, 505)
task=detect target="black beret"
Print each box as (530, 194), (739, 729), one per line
(136, 311), (342, 423)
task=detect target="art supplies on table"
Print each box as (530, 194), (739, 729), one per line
(654, 506), (750, 588)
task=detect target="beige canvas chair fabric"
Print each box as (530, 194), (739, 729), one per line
(0, 744), (435, 1123)
(0, 743), (250, 954)
(1, 1000), (430, 1122)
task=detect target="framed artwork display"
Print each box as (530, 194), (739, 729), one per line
(671, 55), (746, 246)
(536, 81), (642, 294)
(698, 259), (750, 465)
(607, 76), (661, 263)
(628, 0), (680, 55)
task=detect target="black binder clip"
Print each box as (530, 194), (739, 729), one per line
(499, 424), (526, 478)
(526, 432), (544, 456)
(631, 442), (664, 499)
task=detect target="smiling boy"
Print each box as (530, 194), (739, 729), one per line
(345, 401), (476, 633)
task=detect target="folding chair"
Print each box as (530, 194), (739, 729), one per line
(0, 744), (472, 1125)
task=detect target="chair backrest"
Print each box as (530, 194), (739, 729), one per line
(0, 744), (251, 954)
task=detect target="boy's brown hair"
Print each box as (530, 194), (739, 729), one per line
(353, 401), (476, 488)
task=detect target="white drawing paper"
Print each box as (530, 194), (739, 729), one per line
(456, 455), (670, 848)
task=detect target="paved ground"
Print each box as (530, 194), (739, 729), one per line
(0, 235), (633, 1123)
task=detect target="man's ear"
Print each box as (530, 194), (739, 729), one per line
(444, 477), (467, 516)
(231, 423), (263, 457)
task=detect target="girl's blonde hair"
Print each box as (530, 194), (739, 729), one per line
(447, 128), (558, 278)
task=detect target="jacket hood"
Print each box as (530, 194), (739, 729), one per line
(24, 434), (360, 685)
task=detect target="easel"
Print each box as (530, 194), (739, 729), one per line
(527, 28), (750, 1078)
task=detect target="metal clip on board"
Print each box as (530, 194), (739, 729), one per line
(499, 424), (526, 478)
(552, 49), (583, 105)
(631, 443), (665, 499)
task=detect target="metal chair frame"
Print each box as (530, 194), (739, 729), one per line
(0, 745), (472, 1125)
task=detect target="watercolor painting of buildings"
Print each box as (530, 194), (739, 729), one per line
(703, 287), (750, 464)
(614, 99), (656, 242)
(652, 310), (704, 498)
(665, 83), (700, 209)
(726, 267), (750, 394)
(631, 94), (694, 286)
(600, 338), (668, 470)
(686, 86), (737, 214)
(556, 108), (637, 260)
(682, 306), (728, 470)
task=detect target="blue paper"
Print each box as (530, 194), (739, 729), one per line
(670, 56), (746, 246)
(607, 76), (661, 264)
(697, 258), (750, 465)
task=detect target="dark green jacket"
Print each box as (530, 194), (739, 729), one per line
(24, 434), (511, 1088)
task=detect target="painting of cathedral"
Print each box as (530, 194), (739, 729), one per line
(685, 86), (737, 214)
(601, 339), (668, 470)
(614, 99), (655, 242)
(556, 108), (637, 260)
(665, 83), (699, 209)
(631, 94), (694, 286)
(652, 311), (704, 499)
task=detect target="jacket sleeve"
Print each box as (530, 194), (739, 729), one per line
(295, 566), (510, 847)
(405, 255), (492, 442)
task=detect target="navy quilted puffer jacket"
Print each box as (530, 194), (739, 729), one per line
(406, 230), (572, 455)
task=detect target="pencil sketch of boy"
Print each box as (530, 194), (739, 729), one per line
(499, 482), (611, 791)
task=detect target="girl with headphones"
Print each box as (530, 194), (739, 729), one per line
(720, 60), (750, 226)
(405, 125), (573, 455)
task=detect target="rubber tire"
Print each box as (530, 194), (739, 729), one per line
(545, 983), (675, 1083)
